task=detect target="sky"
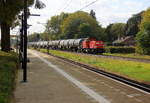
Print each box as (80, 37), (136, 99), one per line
(0, 0), (150, 38)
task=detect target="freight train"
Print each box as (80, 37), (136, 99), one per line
(29, 38), (105, 53)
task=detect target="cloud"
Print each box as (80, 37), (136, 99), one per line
(0, 0), (148, 39)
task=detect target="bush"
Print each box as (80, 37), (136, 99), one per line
(136, 22), (150, 55)
(0, 51), (18, 103)
(105, 46), (135, 53)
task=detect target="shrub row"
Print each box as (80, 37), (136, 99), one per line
(0, 51), (18, 103)
(105, 46), (135, 53)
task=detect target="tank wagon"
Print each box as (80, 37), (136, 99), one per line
(29, 38), (105, 53)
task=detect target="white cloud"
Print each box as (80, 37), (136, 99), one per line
(26, 0), (150, 33)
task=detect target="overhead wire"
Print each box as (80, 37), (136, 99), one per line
(55, 0), (73, 15)
(55, 0), (99, 15)
(61, 0), (73, 12)
(79, 0), (99, 11)
(55, 0), (70, 13)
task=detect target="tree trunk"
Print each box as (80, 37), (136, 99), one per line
(1, 22), (10, 52)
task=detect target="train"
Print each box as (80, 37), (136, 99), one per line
(28, 38), (105, 53)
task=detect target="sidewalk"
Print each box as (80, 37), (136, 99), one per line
(13, 50), (95, 103)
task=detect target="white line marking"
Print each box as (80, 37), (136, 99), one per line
(127, 93), (141, 98)
(29, 50), (110, 103)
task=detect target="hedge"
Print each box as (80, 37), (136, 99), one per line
(105, 46), (135, 53)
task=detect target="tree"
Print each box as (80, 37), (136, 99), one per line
(140, 8), (150, 30)
(111, 23), (126, 40)
(96, 27), (106, 41)
(90, 10), (96, 19)
(40, 32), (50, 41)
(0, 0), (24, 51)
(0, 0), (45, 52)
(60, 11), (102, 39)
(105, 23), (125, 43)
(125, 12), (143, 36)
(34, 0), (45, 9)
(75, 23), (92, 38)
(45, 12), (69, 40)
(136, 22), (150, 55)
(28, 32), (40, 42)
(105, 24), (113, 42)
(136, 8), (150, 55)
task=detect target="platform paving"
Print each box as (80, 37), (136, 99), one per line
(13, 50), (101, 103)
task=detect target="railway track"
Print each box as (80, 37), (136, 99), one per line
(47, 52), (150, 94)
(96, 54), (150, 63)
(55, 50), (150, 63)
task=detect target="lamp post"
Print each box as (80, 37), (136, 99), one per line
(21, 0), (40, 82)
(23, 0), (28, 82)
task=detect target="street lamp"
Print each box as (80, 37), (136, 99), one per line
(21, 0), (41, 82)
(22, 0), (28, 82)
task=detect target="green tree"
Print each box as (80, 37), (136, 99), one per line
(96, 27), (107, 41)
(136, 8), (150, 55)
(60, 11), (102, 39)
(45, 12), (69, 40)
(40, 32), (50, 41)
(111, 23), (126, 40)
(125, 12), (143, 36)
(105, 24), (113, 42)
(136, 22), (150, 55)
(0, 0), (45, 52)
(90, 10), (96, 19)
(105, 23), (125, 42)
(140, 8), (150, 30)
(0, 0), (24, 51)
(75, 23), (92, 38)
(28, 32), (40, 42)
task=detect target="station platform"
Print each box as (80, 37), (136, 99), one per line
(14, 50), (150, 103)
(14, 50), (102, 103)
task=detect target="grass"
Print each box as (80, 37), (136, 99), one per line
(39, 49), (150, 84)
(0, 51), (18, 103)
(103, 53), (150, 60)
